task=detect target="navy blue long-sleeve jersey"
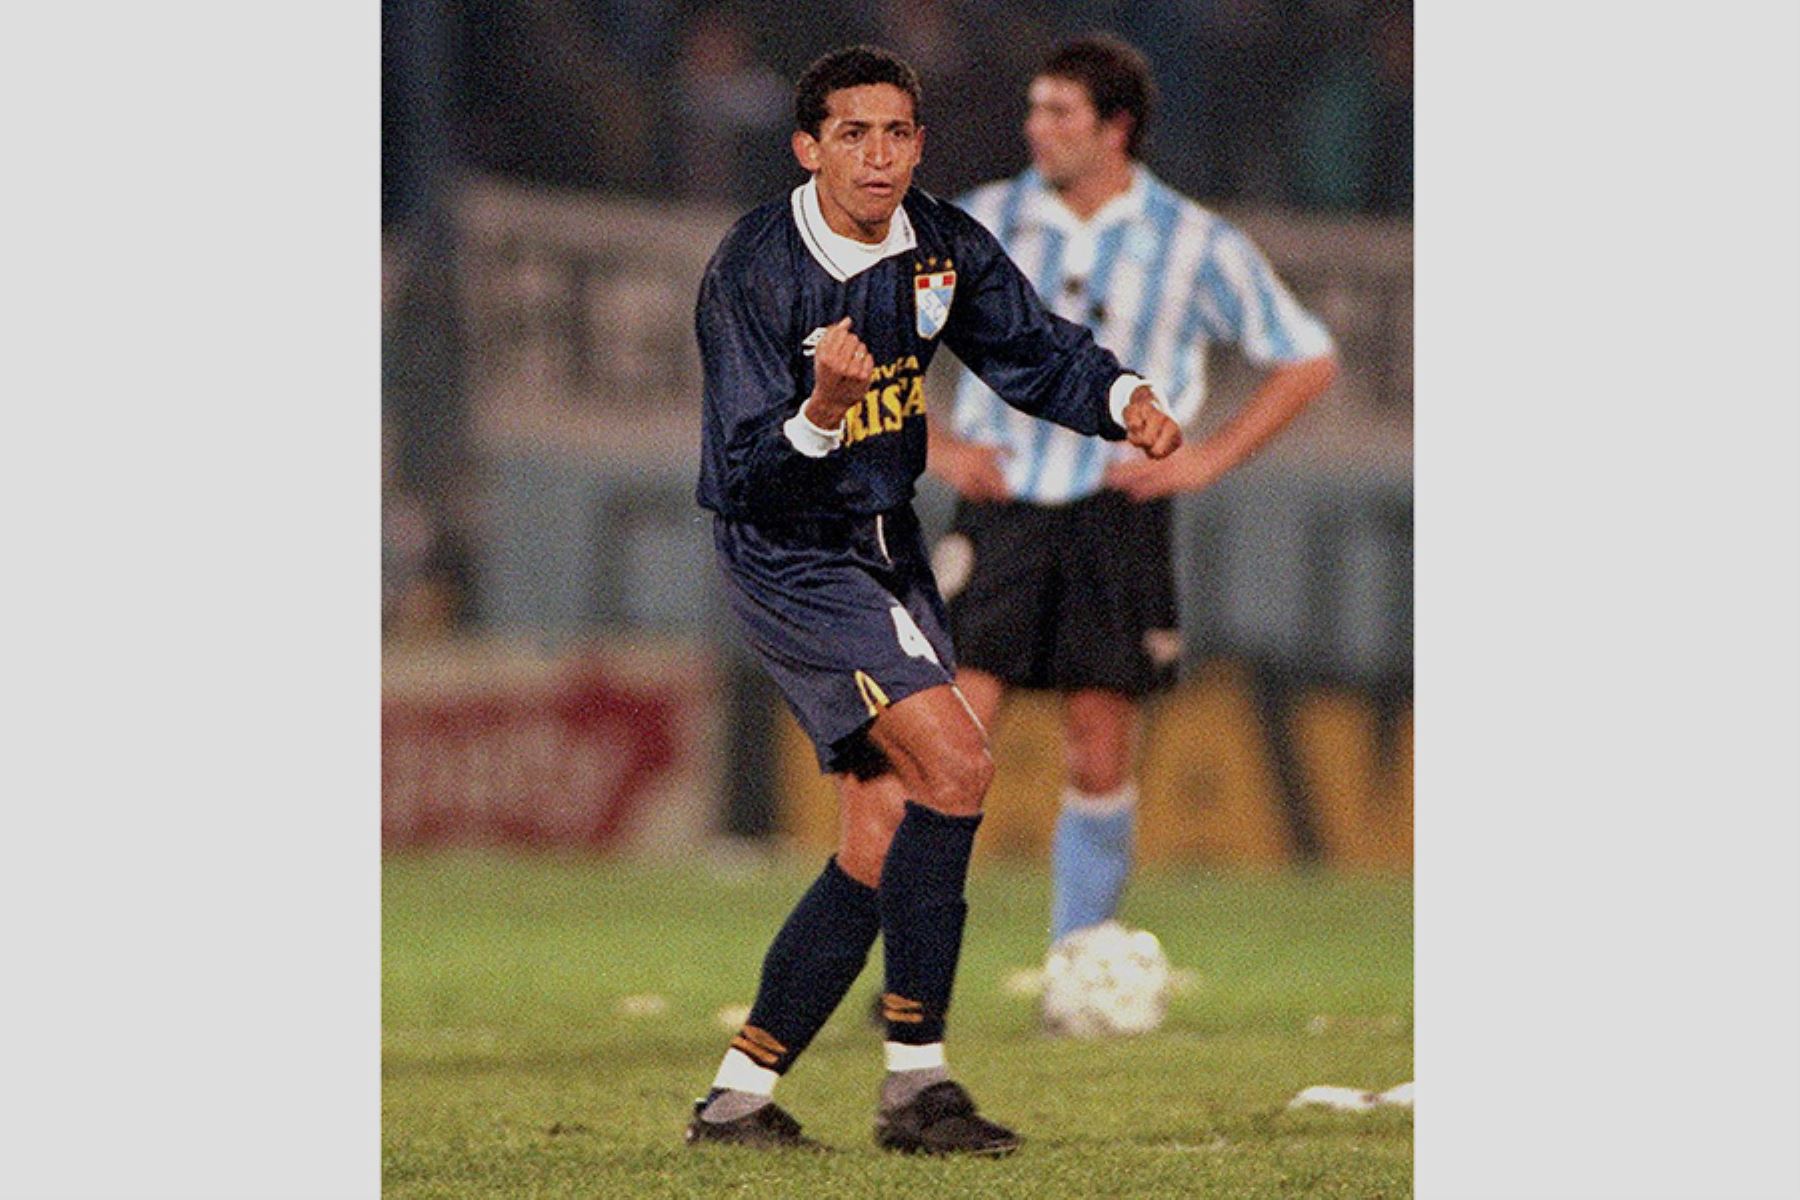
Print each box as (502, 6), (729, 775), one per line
(696, 185), (1135, 522)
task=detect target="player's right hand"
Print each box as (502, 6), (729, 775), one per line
(804, 317), (876, 428)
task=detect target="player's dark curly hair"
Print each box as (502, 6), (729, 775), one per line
(794, 45), (922, 137)
(1040, 35), (1156, 158)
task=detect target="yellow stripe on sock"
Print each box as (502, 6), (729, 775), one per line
(730, 1036), (780, 1065)
(737, 1025), (787, 1055)
(881, 993), (926, 1022)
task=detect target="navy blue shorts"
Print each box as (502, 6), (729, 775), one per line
(714, 506), (957, 774)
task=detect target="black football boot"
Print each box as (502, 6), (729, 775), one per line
(874, 1080), (1021, 1157)
(684, 1091), (827, 1151)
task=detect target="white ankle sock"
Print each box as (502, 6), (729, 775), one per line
(711, 1047), (778, 1096)
(883, 1041), (947, 1072)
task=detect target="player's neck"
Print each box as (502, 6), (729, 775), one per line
(1052, 160), (1135, 222)
(816, 186), (893, 244)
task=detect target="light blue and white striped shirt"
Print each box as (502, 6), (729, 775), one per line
(951, 167), (1334, 504)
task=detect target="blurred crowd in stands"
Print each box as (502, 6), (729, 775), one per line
(380, 0), (1412, 643)
(386, 0), (1411, 227)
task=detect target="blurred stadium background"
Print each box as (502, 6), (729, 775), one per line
(381, 0), (1412, 871)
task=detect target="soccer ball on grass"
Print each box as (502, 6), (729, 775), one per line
(1039, 920), (1173, 1037)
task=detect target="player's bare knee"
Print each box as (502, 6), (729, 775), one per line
(1068, 748), (1131, 795)
(917, 740), (992, 816)
(962, 743), (996, 808)
(1066, 701), (1136, 794)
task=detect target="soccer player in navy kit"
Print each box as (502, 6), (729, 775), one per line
(687, 45), (1181, 1153)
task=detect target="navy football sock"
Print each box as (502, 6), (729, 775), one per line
(733, 856), (881, 1075)
(879, 801), (982, 1045)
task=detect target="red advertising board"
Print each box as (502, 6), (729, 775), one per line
(382, 641), (718, 851)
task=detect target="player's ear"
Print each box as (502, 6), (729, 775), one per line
(792, 130), (821, 172)
(1102, 113), (1132, 156)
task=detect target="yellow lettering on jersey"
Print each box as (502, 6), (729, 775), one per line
(839, 356), (928, 447)
(902, 375), (926, 416)
(869, 355), (920, 383)
(843, 402), (868, 444)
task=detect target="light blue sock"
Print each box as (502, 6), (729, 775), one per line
(1050, 783), (1137, 943)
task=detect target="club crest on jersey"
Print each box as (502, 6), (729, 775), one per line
(914, 269), (955, 339)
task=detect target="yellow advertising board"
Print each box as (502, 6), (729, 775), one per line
(777, 662), (1410, 871)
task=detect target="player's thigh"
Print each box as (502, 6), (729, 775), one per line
(866, 684), (994, 818)
(954, 666), (1008, 733)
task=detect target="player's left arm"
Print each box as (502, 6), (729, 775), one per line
(939, 208), (1178, 458)
(1105, 355), (1335, 498)
(1105, 225), (1337, 499)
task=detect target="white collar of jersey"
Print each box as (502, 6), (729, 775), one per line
(792, 179), (918, 282)
(1027, 164), (1150, 233)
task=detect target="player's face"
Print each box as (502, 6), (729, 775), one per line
(793, 83), (924, 242)
(1025, 76), (1124, 188)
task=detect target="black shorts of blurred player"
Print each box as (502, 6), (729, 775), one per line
(939, 490), (1180, 700)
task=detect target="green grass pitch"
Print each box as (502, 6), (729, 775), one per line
(384, 853), (1412, 1198)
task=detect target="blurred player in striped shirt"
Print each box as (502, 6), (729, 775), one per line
(929, 36), (1339, 993)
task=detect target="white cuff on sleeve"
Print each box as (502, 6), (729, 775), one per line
(783, 406), (845, 458)
(1108, 374), (1153, 429)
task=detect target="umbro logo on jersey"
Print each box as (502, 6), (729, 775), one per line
(800, 326), (829, 357)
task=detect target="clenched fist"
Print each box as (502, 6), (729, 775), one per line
(1123, 386), (1182, 459)
(802, 317), (876, 429)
